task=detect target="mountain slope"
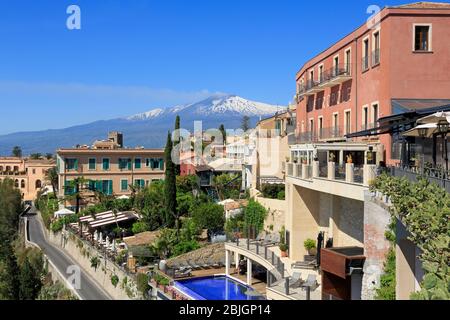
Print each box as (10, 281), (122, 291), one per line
(0, 95), (285, 155)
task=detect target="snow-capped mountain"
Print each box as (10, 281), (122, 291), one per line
(0, 94), (286, 154)
(127, 94), (284, 120)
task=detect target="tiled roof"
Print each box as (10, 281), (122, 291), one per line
(393, 2), (450, 9)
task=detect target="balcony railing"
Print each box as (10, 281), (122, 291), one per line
(287, 161), (377, 186)
(362, 56), (369, 72)
(298, 64), (353, 97)
(390, 165), (450, 193)
(372, 49), (380, 66)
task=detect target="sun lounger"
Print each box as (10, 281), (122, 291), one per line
(174, 268), (192, 279)
(302, 275), (319, 291)
(187, 260), (202, 270)
(289, 272), (303, 288)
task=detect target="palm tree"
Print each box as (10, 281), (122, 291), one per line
(64, 177), (90, 214)
(45, 167), (58, 196)
(12, 146), (22, 158)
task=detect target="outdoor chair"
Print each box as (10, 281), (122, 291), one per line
(188, 260), (202, 270)
(302, 275), (319, 291)
(174, 268), (192, 279)
(208, 258), (220, 268)
(250, 233), (266, 244)
(289, 272), (303, 288)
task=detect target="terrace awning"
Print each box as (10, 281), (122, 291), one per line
(79, 210), (140, 229)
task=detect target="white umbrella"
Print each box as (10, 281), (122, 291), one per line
(94, 230), (98, 242)
(418, 112), (450, 125)
(99, 232), (103, 244)
(403, 123), (438, 138)
(105, 236), (110, 248)
(111, 239), (116, 253)
(116, 195), (130, 200)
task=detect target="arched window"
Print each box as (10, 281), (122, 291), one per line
(35, 180), (42, 189)
(0, 166), (3, 172)
(21, 180), (25, 189)
(6, 166), (11, 172)
(14, 179), (19, 188)
(13, 166), (19, 172)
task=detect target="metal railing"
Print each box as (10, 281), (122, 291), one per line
(390, 166), (450, 193)
(354, 166), (364, 184)
(335, 164), (346, 181)
(372, 49), (380, 66)
(362, 55), (370, 71)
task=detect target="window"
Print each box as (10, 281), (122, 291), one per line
(66, 158), (78, 171)
(333, 56), (339, 76)
(121, 179), (128, 192)
(119, 158), (131, 170)
(101, 180), (113, 195)
(362, 38), (369, 71)
(363, 106), (369, 130)
(414, 25), (431, 51)
(88, 158), (96, 170)
(32, 169), (36, 174)
(21, 180), (25, 189)
(372, 31), (380, 65)
(35, 180), (42, 189)
(345, 111), (351, 134)
(102, 158), (110, 171)
(319, 65), (324, 82)
(318, 117), (323, 139)
(134, 179), (145, 189)
(372, 103), (379, 124)
(345, 49), (351, 73)
(135, 158), (142, 169)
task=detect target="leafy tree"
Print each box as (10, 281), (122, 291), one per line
(192, 202), (225, 234)
(12, 146), (22, 158)
(243, 199), (267, 235)
(30, 153), (42, 160)
(176, 175), (199, 194)
(132, 221), (149, 234)
(45, 153), (53, 160)
(19, 257), (43, 300)
(134, 181), (166, 230)
(241, 115), (250, 132)
(214, 173), (242, 200)
(164, 132), (177, 228)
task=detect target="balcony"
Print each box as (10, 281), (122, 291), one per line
(304, 79), (322, 96)
(318, 64), (352, 88)
(286, 161), (376, 201)
(390, 165), (450, 193)
(318, 126), (344, 141)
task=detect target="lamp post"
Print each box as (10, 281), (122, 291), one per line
(437, 120), (449, 172)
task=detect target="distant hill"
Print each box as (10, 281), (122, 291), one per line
(0, 94), (286, 155)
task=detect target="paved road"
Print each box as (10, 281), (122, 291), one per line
(27, 211), (112, 300)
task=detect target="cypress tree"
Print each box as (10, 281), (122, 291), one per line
(174, 115), (181, 176)
(19, 257), (42, 300)
(219, 124), (226, 145)
(164, 132), (177, 227)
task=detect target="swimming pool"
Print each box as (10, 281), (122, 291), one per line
(174, 276), (265, 300)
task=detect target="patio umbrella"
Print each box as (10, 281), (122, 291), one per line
(403, 123), (438, 138)
(93, 230), (98, 242)
(111, 239), (116, 253)
(105, 236), (110, 249)
(99, 232), (103, 244)
(417, 112), (450, 125)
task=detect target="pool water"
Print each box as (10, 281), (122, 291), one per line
(175, 276), (265, 300)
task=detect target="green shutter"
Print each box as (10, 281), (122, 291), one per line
(121, 180), (128, 191)
(103, 159), (109, 170)
(74, 159), (78, 170)
(108, 180), (113, 195)
(135, 158), (141, 169)
(128, 158), (132, 170)
(159, 159), (164, 170)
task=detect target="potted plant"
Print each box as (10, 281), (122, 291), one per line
(304, 239), (317, 256)
(279, 226), (288, 257)
(302, 157), (308, 164)
(329, 153), (336, 163)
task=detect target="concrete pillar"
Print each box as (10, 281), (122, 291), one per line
(247, 259), (252, 286)
(302, 164), (307, 179)
(225, 250), (230, 276)
(293, 163), (298, 177)
(346, 163), (355, 183)
(235, 253), (240, 272)
(328, 162), (336, 180)
(339, 150), (344, 165)
(313, 161), (319, 178)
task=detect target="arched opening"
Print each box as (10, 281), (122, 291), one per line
(13, 166), (19, 172)
(35, 180), (42, 189)
(0, 166), (3, 172)
(6, 166), (11, 172)
(21, 180), (25, 189)
(14, 179), (19, 188)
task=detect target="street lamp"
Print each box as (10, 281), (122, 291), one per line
(418, 128), (429, 138)
(437, 120), (449, 134)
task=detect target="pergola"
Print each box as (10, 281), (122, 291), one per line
(79, 210), (140, 230)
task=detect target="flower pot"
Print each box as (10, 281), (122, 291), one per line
(308, 248), (317, 256)
(280, 251), (288, 258)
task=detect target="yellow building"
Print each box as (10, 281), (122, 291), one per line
(0, 157), (55, 201)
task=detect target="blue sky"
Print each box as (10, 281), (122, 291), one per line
(0, 0), (417, 134)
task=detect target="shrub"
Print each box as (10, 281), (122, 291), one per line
(304, 239), (317, 251)
(192, 202), (225, 233)
(261, 184), (285, 199)
(243, 199), (268, 235)
(136, 273), (150, 298)
(277, 190), (285, 200)
(90, 256), (100, 271)
(110, 275), (119, 288)
(171, 240), (201, 258)
(132, 221), (149, 234)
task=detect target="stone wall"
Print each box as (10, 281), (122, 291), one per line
(47, 230), (140, 300)
(253, 191), (286, 235)
(362, 191), (391, 300)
